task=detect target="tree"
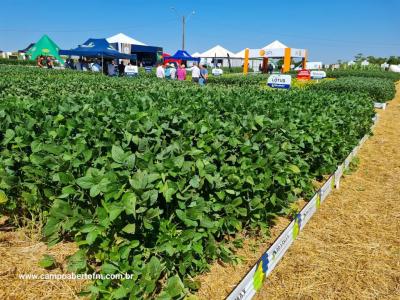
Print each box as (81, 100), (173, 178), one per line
(366, 56), (385, 65)
(351, 54), (399, 65)
(354, 53), (364, 62)
(387, 56), (400, 65)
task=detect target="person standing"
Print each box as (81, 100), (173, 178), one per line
(91, 60), (101, 72)
(82, 58), (89, 71)
(74, 59), (82, 71)
(66, 58), (74, 69)
(118, 61), (125, 76)
(177, 64), (186, 81)
(199, 64), (208, 86)
(108, 61), (116, 76)
(156, 63), (165, 78)
(191, 63), (200, 83)
(170, 64), (177, 80)
(165, 64), (171, 79)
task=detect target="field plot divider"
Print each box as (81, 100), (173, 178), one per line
(373, 102), (387, 110)
(225, 114), (378, 300)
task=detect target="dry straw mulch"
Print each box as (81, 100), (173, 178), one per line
(197, 83), (400, 300)
(0, 228), (87, 300)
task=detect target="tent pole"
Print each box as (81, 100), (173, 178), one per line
(102, 54), (104, 75)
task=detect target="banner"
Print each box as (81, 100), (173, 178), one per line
(344, 152), (354, 170)
(334, 164), (344, 189)
(320, 175), (334, 203)
(291, 48), (306, 58)
(352, 145), (359, 158)
(226, 264), (258, 300)
(263, 48), (285, 58)
(299, 193), (319, 230)
(374, 102), (387, 109)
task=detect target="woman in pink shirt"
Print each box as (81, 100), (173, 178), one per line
(177, 64), (187, 81)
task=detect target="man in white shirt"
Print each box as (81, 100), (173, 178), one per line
(91, 61), (101, 72)
(156, 64), (165, 78)
(170, 64), (177, 79)
(191, 63), (200, 83)
(125, 62), (138, 77)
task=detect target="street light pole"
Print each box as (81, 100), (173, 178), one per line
(182, 15), (185, 50)
(171, 7), (194, 50)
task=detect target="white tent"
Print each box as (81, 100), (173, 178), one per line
(235, 49), (264, 71)
(107, 33), (147, 46)
(262, 40), (288, 50)
(199, 45), (236, 58)
(235, 48), (262, 59)
(197, 45), (239, 67)
(234, 41), (288, 59)
(389, 65), (400, 73)
(107, 33), (147, 62)
(261, 40), (307, 59)
(192, 52), (201, 57)
(235, 41), (292, 71)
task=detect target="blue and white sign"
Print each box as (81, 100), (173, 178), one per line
(212, 68), (223, 76)
(267, 75), (291, 89)
(310, 71), (326, 79)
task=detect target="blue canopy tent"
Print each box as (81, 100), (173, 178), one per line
(108, 43), (163, 67)
(166, 50), (200, 62)
(59, 38), (137, 61)
(18, 43), (35, 54)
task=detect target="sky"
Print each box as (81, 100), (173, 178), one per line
(0, 0), (399, 63)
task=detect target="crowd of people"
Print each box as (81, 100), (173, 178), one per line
(64, 58), (139, 77)
(65, 58), (100, 72)
(107, 61), (139, 77)
(37, 56), (217, 84)
(155, 63), (209, 85)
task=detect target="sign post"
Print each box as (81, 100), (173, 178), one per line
(310, 70), (326, 82)
(267, 75), (292, 89)
(297, 69), (311, 81)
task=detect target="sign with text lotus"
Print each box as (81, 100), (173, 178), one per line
(267, 75), (291, 89)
